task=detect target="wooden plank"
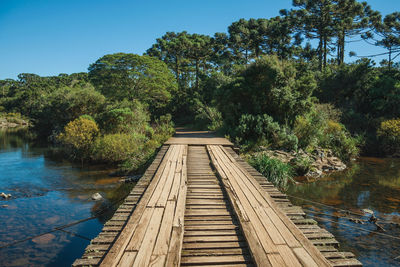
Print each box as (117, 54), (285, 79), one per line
(213, 145), (332, 267)
(99, 146), (173, 267)
(182, 248), (248, 256)
(131, 207), (164, 266)
(165, 145), (187, 267)
(157, 145), (183, 206)
(125, 208), (155, 251)
(180, 255), (252, 265)
(207, 145), (272, 266)
(183, 241), (248, 250)
(267, 253), (287, 266)
(210, 145), (278, 254)
(117, 252), (137, 267)
(277, 245), (302, 267)
(151, 201), (175, 257)
(147, 146), (178, 208)
(215, 145), (300, 249)
(293, 247), (319, 267)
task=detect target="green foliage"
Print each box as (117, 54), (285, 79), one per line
(377, 118), (400, 155)
(317, 60), (400, 156)
(193, 103), (223, 131)
(218, 55), (316, 128)
(88, 53), (177, 115)
(319, 120), (360, 161)
(152, 114), (175, 143)
(98, 100), (150, 135)
(92, 133), (147, 163)
(34, 84), (106, 137)
(57, 117), (99, 161)
(247, 153), (294, 190)
(235, 114), (298, 151)
(290, 155), (312, 176)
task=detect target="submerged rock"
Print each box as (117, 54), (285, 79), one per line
(362, 208), (374, 215)
(32, 233), (55, 245)
(0, 192), (11, 199)
(91, 193), (103, 201)
(120, 175), (141, 183)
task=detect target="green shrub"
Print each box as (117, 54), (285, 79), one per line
(98, 100), (149, 134)
(377, 118), (400, 155)
(290, 155), (312, 176)
(235, 114), (298, 151)
(319, 120), (360, 161)
(194, 102), (223, 131)
(92, 133), (147, 163)
(79, 114), (95, 122)
(57, 117), (100, 161)
(294, 110), (324, 150)
(152, 114), (175, 142)
(248, 153), (294, 190)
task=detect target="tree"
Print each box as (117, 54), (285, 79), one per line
(333, 0), (371, 65)
(375, 13), (400, 70)
(217, 55), (316, 127)
(34, 84), (106, 137)
(147, 32), (192, 87)
(284, 0), (336, 69)
(88, 53), (177, 114)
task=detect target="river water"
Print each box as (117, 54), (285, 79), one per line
(1, 129), (399, 266)
(0, 128), (132, 266)
(287, 157), (400, 266)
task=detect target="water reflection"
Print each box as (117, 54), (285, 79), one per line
(0, 128), (131, 266)
(287, 157), (400, 266)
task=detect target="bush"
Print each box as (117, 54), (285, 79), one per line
(248, 153), (294, 190)
(319, 120), (360, 161)
(194, 105), (223, 131)
(377, 118), (400, 155)
(290, 155), (312, 176)
(152, 114), (175, 143)
(57, 117), (99, 161)
(98, 100), (150, 135)
(92, 133), (147, 163)
(235, 114), (298, 151)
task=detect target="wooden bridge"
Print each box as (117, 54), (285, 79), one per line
(73, 130), (362, 267)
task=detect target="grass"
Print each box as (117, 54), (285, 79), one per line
(247, 152), (294, 190)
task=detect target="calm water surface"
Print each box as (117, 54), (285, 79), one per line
(287, 157), (400, 266)
(0, 129), (132, 266)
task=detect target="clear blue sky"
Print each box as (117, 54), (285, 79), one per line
(1, 0), (399, 79)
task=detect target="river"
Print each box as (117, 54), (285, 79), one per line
(0, 128), (133, 266)
(1, 129), (399, 266)
(287, 157), (400, 266)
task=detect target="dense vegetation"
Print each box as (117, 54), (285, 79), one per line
(1, 0), (400, 179)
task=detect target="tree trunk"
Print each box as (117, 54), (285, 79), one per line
(318, 35), (323, 70)
(175, 57), (180, 81)
(340, 30), (345, 64)
(195, 59), (199, 90)
(323, 35), (327, 69)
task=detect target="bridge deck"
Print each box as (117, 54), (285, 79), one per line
(73, 132), (362, 267)
(165, 130), (233, 146)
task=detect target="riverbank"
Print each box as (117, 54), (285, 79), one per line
(247, 147), (348, 180)
(0, 113), (29, 128)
